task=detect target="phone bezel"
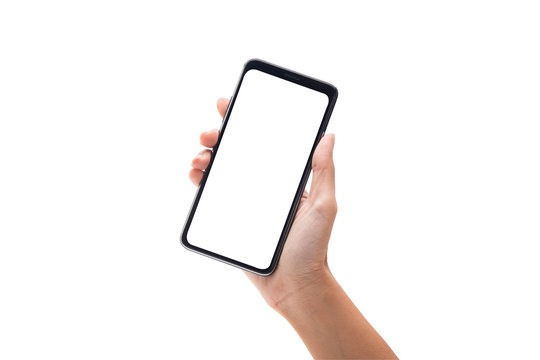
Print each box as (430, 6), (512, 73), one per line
(181, 59), (338, 276)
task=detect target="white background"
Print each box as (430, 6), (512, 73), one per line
(0, 1), (539, 359)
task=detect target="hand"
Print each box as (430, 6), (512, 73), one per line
(189, 97), (338, 312)
(189, 98), (397, 359)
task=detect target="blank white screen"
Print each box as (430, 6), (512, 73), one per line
(188, 69), (329, 270)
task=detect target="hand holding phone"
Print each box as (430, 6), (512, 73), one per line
(185, 61), (396, 360)
(182, 60), (338, 276)
(189, 97), (338, 311)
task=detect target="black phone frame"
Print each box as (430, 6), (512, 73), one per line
(181, 59), (338, 276)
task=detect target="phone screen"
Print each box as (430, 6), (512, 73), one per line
(186, 67), (331, 271)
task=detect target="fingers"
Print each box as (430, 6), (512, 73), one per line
(309, 134), (337, 213)
(191, 149), (212, 170)
(190, 97), (229, 186)
(200, 129), (219, 148)
(192, 133), (216, 186)
(189, 168), (204, 186)
(217, 97), (230, 118)
(189, 149), (212, 186)
(199, 98), (228, 148)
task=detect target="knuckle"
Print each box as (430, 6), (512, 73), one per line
(312, 196), (338, 216)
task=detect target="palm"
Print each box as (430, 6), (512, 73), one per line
(245, 188), (336, 309)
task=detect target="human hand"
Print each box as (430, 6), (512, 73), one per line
(190, 98), (397, 359)
(189, 97), (338, 313)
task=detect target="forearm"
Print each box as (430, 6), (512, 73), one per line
(276, 270), (397, 360)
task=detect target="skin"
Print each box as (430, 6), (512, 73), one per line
(189, 98), (398, 359)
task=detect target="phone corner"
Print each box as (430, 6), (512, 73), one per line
(327, 83), (338, 101)
(243, 58), (263, 70)
(331, 84), (339, 99)
(253, 261), (278, 277)
(179, 229), (191, 250)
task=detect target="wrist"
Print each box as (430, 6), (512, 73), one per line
(272, 269), (398, 359)
(273, 267), (338, 318)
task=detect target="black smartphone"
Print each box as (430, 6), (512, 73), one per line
(181, 59), (338, 276)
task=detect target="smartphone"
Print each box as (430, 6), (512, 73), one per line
(181, 59), (338, 276)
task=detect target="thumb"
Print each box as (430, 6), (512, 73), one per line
(309, 134), (336, 205)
